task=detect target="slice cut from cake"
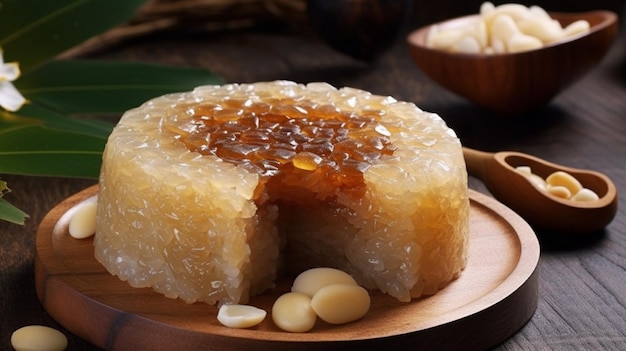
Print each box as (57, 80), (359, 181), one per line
(95, 81), (469, 305)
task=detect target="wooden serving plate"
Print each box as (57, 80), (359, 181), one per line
(35, 185), (540, 351)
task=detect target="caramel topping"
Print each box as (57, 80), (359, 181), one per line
(169, 98), (396, 199)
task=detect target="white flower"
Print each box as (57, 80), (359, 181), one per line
(0, 49), (26, 112)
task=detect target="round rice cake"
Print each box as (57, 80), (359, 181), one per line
(94, 81), (470, 305)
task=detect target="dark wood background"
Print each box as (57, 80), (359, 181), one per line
(2, 0), (625, 349)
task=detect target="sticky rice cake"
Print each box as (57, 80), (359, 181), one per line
(94, 81), (470, 305)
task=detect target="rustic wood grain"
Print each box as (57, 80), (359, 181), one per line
(2, 1), (626, 350)
(33, 186), (539, 351)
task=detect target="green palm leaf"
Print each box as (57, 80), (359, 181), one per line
(0, 0), (226, 224)
(1, 59), (223, 179)
(17, 60), (224, 115)
(0, 198), (29, 225)
(0, 0), (150, 74)
(0, 106), (107, 178)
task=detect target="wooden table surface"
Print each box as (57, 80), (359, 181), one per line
(1, 1), (625, 350)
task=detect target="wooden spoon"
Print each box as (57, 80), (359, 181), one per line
(463, 147), (618, 233)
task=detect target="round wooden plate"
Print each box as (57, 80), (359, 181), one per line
(35, 185), (539, 351)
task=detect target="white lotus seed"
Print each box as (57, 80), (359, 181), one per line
(271, 292), (317, 333)
(507, 33), (543, 53)
(547, 185), (572, 199)
(529, 5), (551, 20)
(517, 17), (564, 43)
(528, 173), (548, 190)
(310, 284), (371, 325)
(428, 28), (467, 50)
(217, 304), (267, 329)
(292, 267), (357, 297)
(11, 325), (68, 351)
(491, 14), (522, 42)
(572, 188), (600, 202)
(563, 20), (591, 38)
(426, 2), (590, 54)
(488, 3), (533, 22)
(480, 1), (496, 16)
(546, 171), (583, 196)
(68, 201), (97, 239)
(453, 36), (482, 54)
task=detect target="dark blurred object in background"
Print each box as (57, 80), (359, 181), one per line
(306, 0), (412, 61)
(67, 0), (625, 60)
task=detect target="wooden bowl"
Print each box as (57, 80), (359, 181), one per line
(406, 10), (618, 115)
